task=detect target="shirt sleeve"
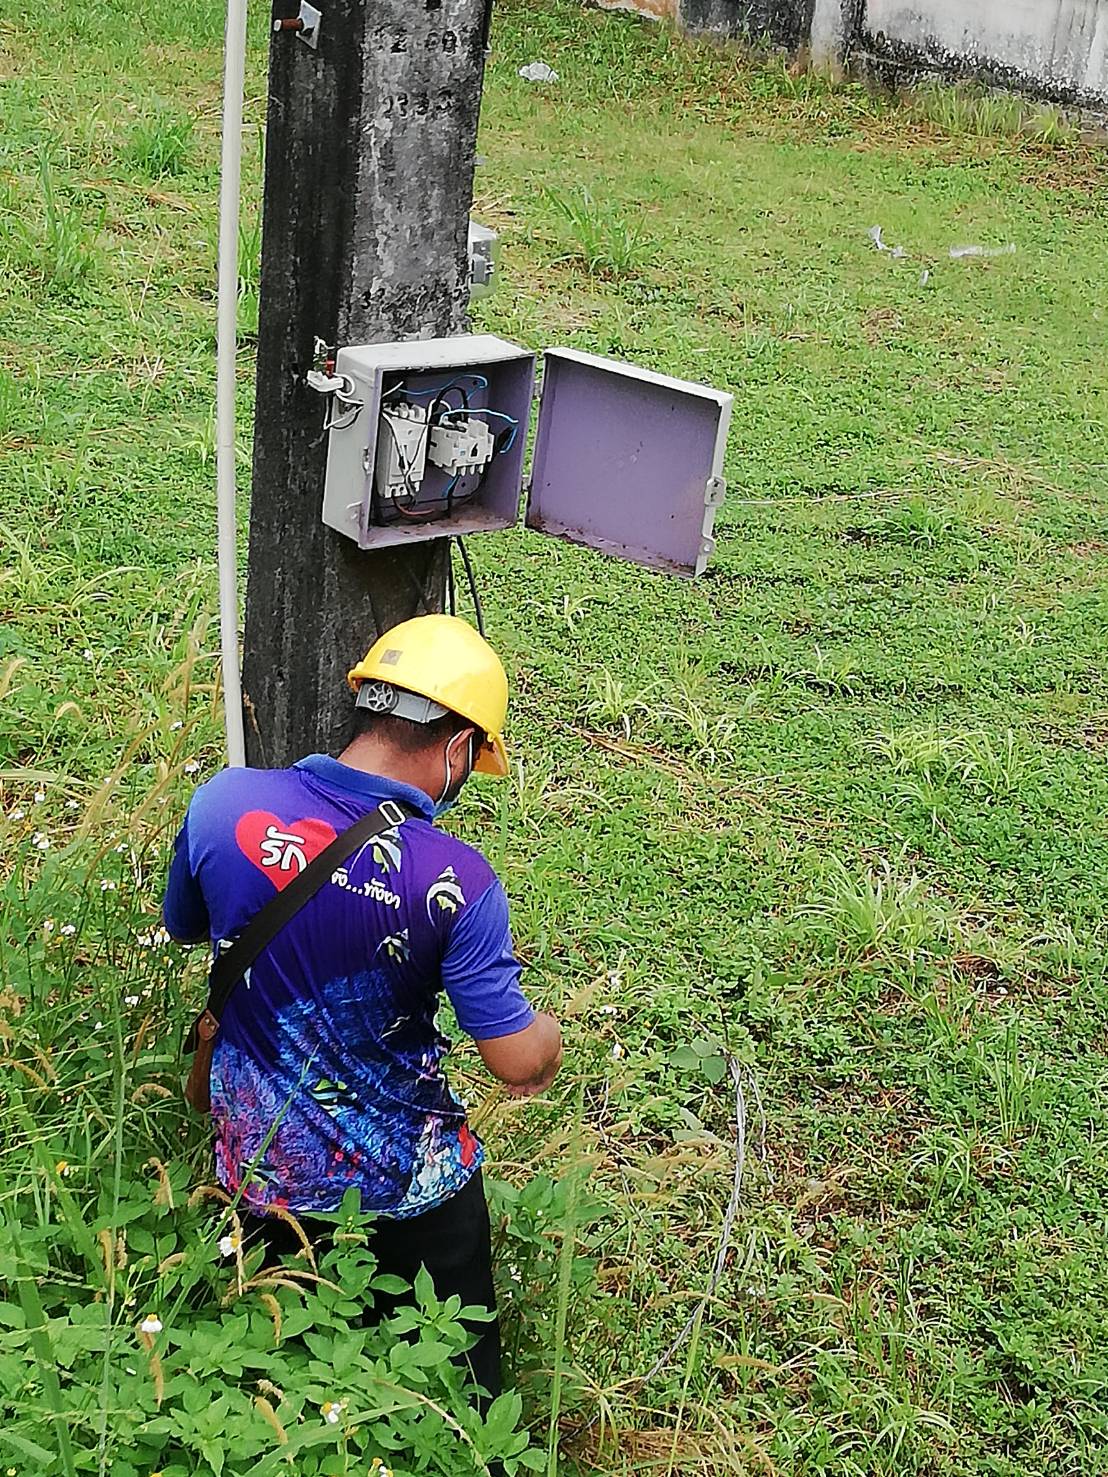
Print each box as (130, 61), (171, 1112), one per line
(441, 879), (534, 1040)
(162, 813), (210, 943)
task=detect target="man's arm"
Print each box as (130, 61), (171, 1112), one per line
(441, 878), (563, 1096)
(162, 814), (210, 944)
(475, 1013), (562, 1098)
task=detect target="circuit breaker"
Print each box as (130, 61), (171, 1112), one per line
(320, 334), (732, 577)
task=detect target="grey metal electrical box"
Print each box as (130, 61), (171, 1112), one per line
(321, 335), (535, 550)
(320, 333), (733, 576)
(467, 220), (498, 300)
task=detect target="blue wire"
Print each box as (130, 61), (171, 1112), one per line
(384, 375), (489, 398)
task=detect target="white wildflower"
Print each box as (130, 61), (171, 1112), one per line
(8, 809), (25, 822)
(34, 789), (45, 804)
(610, 1043), (624, 1061)
(601, 1005), (617, 1016)
(125, 995), (140, 1007)
(139, 1314), (163, 1335)
(321, 1398), (347, 1425)
(33, 832), (50, 851)
(42, 919), (55, 934)
(100, 879), (117, 892)
(183, 761), (200, 776)
(218, 1232), (242, 1258)
(170, 720), (183, 731)
(83, 648), (94, 661)
(61, 923), (76, 937)
(66, 799), (79, 811)
(55, 1159), (73, 1177)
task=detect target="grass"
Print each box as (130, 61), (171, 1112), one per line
(126, 110), (195, 178)
(904, 80), (1079, 146)
(2, 0), (1108, 1471)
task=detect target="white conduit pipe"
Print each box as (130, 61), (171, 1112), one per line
(215, 0), (249, 767)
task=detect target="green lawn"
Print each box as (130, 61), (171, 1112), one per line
(2, 1), (1108, 1472)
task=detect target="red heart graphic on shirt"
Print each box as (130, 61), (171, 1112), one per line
(234, 811), (338, 892)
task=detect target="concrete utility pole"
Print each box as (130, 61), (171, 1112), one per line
(242, 0), (492, 767)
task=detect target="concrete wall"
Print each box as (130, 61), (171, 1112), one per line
(860, 0), (1108, 103)
(599, 0), (1108, 106)
(596, 0), (813, 46)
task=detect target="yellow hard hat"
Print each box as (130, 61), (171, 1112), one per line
(347, 614), (509, 776)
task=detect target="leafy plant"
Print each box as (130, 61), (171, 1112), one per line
(872, 726), (1033, 795)
(238, 214), (262, 338)
(806, 858), (954, 963)
(127, 111), (194, 177)
(579, 668), (654, 739)
(905, 79), (1077, 146)
(546, 188), (652, 278)
(23, 150), (102, 295)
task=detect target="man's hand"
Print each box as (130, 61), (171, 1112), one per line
(476, 1012), (563, 1098)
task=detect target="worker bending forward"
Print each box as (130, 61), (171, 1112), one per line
(162, 615), (562, 1398)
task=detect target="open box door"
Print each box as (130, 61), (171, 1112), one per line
(526, 348), (733, 577)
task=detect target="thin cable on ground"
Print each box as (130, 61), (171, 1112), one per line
(566, 1055), (765, 1444)
(634, 1054), (753, 1389)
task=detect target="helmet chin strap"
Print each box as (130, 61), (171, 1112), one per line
(436, 730), (476, 808)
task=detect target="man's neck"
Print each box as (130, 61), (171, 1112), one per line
(335, 737), (435, 800)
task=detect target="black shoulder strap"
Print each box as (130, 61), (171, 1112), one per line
(186, 797), (412, 1049)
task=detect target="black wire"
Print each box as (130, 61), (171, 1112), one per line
(455, 537), (485, 636)
(401, 557), (433, 616)
(447, 545), (456, 616)
(374, 376), (496, 530)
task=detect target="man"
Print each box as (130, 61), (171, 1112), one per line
(163, 614), (562, 1398)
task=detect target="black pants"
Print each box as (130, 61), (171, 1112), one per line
(244, 1169), (501, 1402)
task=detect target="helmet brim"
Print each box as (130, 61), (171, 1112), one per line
(474, 732), (509, 777)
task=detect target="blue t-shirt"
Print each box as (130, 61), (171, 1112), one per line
(163, 755), (534, 1218)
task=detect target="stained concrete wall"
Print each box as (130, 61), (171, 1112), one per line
(596, 0), (813, 45)
(861, 0), (1108, 103)
(599, 0), (1108, 106)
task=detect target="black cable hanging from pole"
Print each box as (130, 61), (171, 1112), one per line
(454, 536), (485, 636)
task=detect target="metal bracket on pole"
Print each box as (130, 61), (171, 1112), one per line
(273, 1), (322, 49)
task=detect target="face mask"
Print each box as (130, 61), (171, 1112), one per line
(433, 731), (475, 818)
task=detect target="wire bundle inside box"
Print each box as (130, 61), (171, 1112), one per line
(371, 373), (519, 526)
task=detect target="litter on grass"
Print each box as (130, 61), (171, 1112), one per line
(867, 224), (907, 259)
(518, 61), (559, 82)
(949, 243), (1017, 259)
